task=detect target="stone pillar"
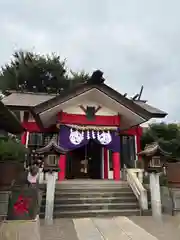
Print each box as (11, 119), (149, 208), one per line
(45, 172), (56, 225)
(112, 152), (120, 180)
(58, 154), (66, 181)
(149, 172), (162, 220)
(103, 148), (108, 179)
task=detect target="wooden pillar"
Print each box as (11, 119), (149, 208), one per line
(113, 152), (120, 180)
(25, 131), (30, 148)
(58, 154), (66, 180)
(136, 126), (143, 160)
(21, 131), (27, 145)
(103, 148), (108, 179)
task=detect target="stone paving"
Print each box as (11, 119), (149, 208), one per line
(40, 219), (79, 240)
(130, 215), (180, 240)
(40, 217), (161, 240)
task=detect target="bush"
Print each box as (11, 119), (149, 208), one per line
(0, 137), (28, 162)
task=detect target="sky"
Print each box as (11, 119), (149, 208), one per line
(0, 0), (180, 123)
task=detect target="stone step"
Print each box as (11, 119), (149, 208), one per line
(41, 196), (136, 205)
(55, 180), (128, 185)
(40, 209), (140, 218)
(39, 181), (129, 190)
(56, 184), (129, 189)
(41, 202), (139, 212)
(40, 180), (140, 218)
(54, 187), (132, 192)
(55, 186), (130, 191)
(42, 191), (135, 200)
(53, 187), (133, 193)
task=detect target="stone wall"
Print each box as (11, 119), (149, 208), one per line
(160, 187), (173, 214)
(0, 191), (10, 219)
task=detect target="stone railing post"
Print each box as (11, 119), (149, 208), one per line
(45, 172), (56, 225)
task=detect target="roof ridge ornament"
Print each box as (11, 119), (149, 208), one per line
(88, 70), (105, 85)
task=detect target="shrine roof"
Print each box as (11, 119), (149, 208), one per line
(1, 91), (56, 108)
(134, 101), (167, 118)
(2, 71), (168, 129)
(35, 139), (68, 154)
(33, 82), (167, 118)
(138, 142), (170, 156)
(0, 101), (24, 133)
(2, 85), (167, 120)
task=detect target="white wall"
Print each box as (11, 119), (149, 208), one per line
(63, 100), (117, 116)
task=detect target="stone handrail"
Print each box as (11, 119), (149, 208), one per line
(125, 167), (148, 211)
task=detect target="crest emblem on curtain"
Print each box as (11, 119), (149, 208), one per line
(69, 128), (112, 145)
(69, 129), (84, 145)
(59, 126), (120, 152)
(97, 131), (112, 145)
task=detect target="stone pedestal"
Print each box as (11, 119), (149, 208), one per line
(0, 215), (40, 240)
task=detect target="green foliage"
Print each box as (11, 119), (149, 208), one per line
(143, 174), (168, 186)
(69, 70), (90, 85)
(141, 123), (180, 159)
(0, 136), (28, 161)
(0, 51), (88, 94)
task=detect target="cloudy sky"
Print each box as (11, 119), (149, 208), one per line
(0, 0), (179, 122)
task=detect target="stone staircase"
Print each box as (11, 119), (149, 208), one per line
(40, 180), (141, 218)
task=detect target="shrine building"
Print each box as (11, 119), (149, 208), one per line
(2, 71), (167, 180)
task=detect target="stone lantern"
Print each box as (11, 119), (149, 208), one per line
(35, 138), (68, 173)
(35, 138), (68, 225)
(138, 142), (169, 173)
(138, 142), (170, 220)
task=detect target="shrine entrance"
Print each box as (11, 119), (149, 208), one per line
(66, 140), (102, 179)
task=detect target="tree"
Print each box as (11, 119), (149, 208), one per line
(0, 134), (27, 162)
(141, 123), (180, 158)
(69, 70), (90, 88)
(0, 51), (88, 94)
